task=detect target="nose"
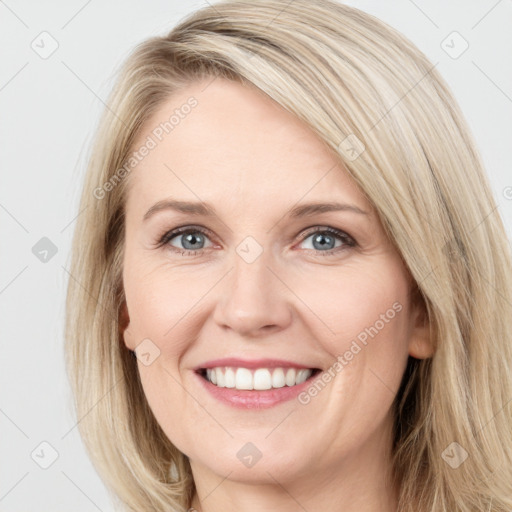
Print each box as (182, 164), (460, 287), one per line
(212, 251), (293, 337)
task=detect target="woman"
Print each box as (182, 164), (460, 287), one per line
(64, 0), (512, 510)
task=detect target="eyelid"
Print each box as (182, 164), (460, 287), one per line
(298, 225), (356, 242)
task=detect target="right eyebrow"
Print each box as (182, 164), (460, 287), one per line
(143, 199), (217, 221)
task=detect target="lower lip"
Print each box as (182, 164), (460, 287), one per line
(194, 371), (318, 409)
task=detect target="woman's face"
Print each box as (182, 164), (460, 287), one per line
(121, 77), (431, 486)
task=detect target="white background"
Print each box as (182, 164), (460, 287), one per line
(1, 0), (511, 510)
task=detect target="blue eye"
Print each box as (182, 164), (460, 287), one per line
(157, 225), (356, 257)
(298, 227), (356, 255)
(159, 226), (213, 255)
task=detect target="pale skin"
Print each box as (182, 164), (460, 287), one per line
(120, 77), (433, 511)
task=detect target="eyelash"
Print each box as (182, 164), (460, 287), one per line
(156, 225), (357, 258)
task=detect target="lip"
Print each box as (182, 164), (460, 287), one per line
(194, 357), (318, 371)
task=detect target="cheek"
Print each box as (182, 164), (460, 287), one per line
(122, 263), (214, 446)
(296, 262), (409, 342)
(135, 362), (198, 458)
(123, 259), (208, 351)
(123, 264), (204, 451)
(296, 262), (411, 398)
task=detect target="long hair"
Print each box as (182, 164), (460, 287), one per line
(64, 1), (512, 510)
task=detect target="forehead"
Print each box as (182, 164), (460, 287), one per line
(125, 78), (370, 214)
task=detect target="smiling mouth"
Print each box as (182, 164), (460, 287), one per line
(197, 366), (322, 391)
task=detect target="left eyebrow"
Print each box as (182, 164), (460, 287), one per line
(142, 199), (369, 222)
(288, 202), (369, 217)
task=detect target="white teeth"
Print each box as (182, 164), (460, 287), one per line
(204, 367), (314, 390)
(285, 368), (296, 386)
(295, 369), (309, 385)
(224, 367), (236, 388)
(253, 369), (272, 390)
(236, 368), (253, 390)
(272, 368), (285, 388)
(216, 368), (225, 387)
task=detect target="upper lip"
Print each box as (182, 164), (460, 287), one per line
(194, 357), (320, 371)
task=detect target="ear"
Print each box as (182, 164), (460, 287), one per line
(407, 289), (435, 359)
(118, 299), (134, 351)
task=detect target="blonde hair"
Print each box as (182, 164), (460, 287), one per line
(64, 1), (512, 510)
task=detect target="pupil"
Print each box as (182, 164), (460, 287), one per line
(184, 233), (203, 250)
(314, 233), (334, 250)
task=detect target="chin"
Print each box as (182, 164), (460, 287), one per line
(189, 439), (311, 484)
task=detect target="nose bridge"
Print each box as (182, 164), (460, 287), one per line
(212, 242), (292, 335)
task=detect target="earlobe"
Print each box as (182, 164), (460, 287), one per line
(408, 328), (434, 359)
(408, 293), (435, 360)
(118, 300), (133, 350)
